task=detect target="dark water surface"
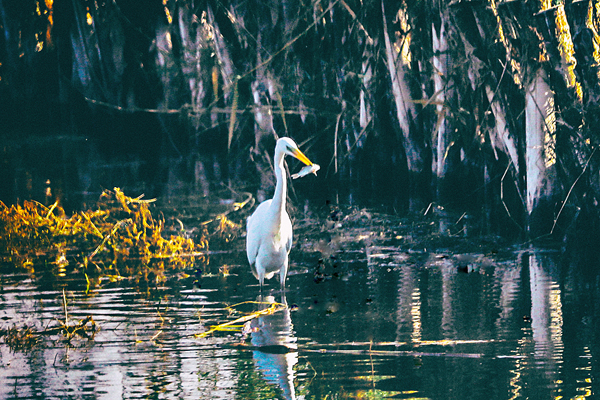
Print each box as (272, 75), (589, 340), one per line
(1, 209), (599, 399)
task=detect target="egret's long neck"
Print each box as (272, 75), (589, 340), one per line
(271, 153), (287, 219)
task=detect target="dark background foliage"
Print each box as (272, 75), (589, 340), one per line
(2, 0), (600, 245)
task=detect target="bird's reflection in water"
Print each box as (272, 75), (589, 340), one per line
(247, 294), (298, 400)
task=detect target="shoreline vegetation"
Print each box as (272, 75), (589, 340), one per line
(0, 188), (211, 275)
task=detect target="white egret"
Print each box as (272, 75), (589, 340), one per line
(246, 137), (314, 288)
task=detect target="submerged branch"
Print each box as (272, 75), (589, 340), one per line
(195, 301), (287, 339)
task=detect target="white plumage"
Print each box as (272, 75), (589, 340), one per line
(246, 137), (313, 288)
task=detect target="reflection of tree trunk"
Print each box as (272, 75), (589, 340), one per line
(396, 266), (420, 343)
(528, 251), (563, 388)
(494, 259), (521, 339)
(441, 260), (456, 338)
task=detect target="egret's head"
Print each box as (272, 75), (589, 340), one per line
(276, 137), (313, 166)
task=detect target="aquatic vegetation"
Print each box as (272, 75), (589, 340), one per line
(1, 325), (38, 351)
(0, 188), (209, 279)
(0, 290), (97, 351)
(0, 188), (253, 352)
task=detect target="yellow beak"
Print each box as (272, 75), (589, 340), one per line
(291, 148), (313, 166)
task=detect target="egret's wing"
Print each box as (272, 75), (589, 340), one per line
(246, 216), (259, 266)
(286, 231), (293, 255)
(282, 211), (293, 255)
(246, 200), (271, 265)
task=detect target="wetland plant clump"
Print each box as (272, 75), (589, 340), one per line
(0, 187), (209, 281)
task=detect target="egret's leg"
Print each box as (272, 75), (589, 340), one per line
(279, 262), (288, 289)
(256, 259), (265, 289)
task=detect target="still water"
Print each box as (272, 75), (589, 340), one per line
(1, 207), (598, 399)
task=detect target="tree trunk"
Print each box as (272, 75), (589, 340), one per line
(525, 69), (555, 231)
(432, 19), (450, 181)
(381, 2), (423, 176)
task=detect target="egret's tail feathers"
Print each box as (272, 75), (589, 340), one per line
(250, 263), (259, 279)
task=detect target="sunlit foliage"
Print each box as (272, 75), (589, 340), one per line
(0, 188), (208, 278)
